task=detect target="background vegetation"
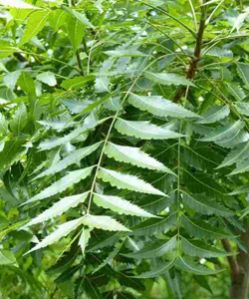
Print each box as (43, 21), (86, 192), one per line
(0, 0), (249, 298)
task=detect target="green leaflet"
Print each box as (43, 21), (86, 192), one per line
(104, 49), (146, 57)
(124, 236), (177, 259)
(145, 72), (195, 86)
(115, 118), (182, 140)
(132, 213), (177, 236)
(198, 106), (230, 124)
(37, 71), (57, 87)
(181, 215), (231, 239)
(61, 76), (94, 90)
(20, 10), (50, 45)
(63, 6), (94, 28)
(182, 193), (232, 216)
(0, 250), (17, 266)
(128, 93), (198, 118)
(24, 192), (89, 227)
(104, 142), (173, 173)
(93, 193), (155, 217)
(67, 17), (85, 51)
(226, 83), (246, 101)
(200, 120), (244, 144)
(237, 63), (249, 87)
(136, 259), (175, 278)
(24, 166), (93, 204)
(92, 241), (123, 274)
(217, 141), (249, 169)
(26, 218), (84, 254)
(81, 214), (130, 231)
(34, 142), (101, 180)
(39, 114), (99, 150)
(175, 257), (221, 275)
(181, 237), (228, 258)
(229, 158), (249, 175)
(79, 228), (91, 255)
(234, 102), (249, 117)
(97, 167), (166, 196)
(0, 40), (16, 58)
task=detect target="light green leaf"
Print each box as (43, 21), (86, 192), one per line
(93, 193), (155, 217)
(145, 72), (195, 86)
(24, 192), (89, 227)
(26, 218), (84, 253)
(104, 49), (146, 57)
(234, 102), (249, 117)
(63, 6), (94, 28)
(0, 250), (17, 266)
(81, 214), (130, 231)
(181, 237), (228, 258)
(20, 10), (50, 45)
(115, 119), (182, 140)
(97, 168), (166, 196)
(0, 40), (16, 58)
(182, 193), (232, 216)
(229, 158), (249, 175)
(198, 106), (230, 124)
(37, 71), (57, 87)
(200, 120), (244, 142)
(34, 142), (100, 179)
(128, 93), (198, 119)
(175, 257), (220, 275)
(0, 0), (38, 9)
(67, 17), (85, 51)
(17, 71), (36, 96)
(125, 236), (176, 259)
(104, 142), (173, 173)
(79, 228), (91, 255)
(3, 70), (21, 90)
(218, 142), (249, 169)
(61, 76), (93, 90)
(24, 167), (93, 204)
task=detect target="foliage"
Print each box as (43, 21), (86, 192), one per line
(0, 0), (249, 298)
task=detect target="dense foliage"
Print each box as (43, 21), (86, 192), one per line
(1, 0), (249, 298)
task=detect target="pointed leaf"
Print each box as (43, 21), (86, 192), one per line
(24, 192), (89, 227)
(125, 236), (177, 259)
(27, 218), (84, 253)
(81, 214), (130, 231)
(145, 72), (195, 86)
(115, 119), (182, 140)
(175, 257), (220, 275)
(136, 260), (175, 278)
(182, 215), (231, 239)
(128, 93), (198, 118)
(37, 71), (57, 87)
(79, 228), (91, 255)
(97, 168), (166, 196)
(35, 142), (100, 179)
(218, 141), (249, 168)
(182, 193), (232, 216)
(104, 142), (173, 173)
(24, 167), (93, 204)
(198, 106), (230, 124)
(181, 237), (228, 258)
(93, 193), (155, 217)
(20, 10), (50, 45)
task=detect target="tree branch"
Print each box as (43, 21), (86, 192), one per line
(174, 1), (207, 102)
(222, 239), (240, 278)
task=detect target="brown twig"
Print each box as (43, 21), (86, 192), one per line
(222, 239), (240, 278)
(174, 1), (207, 102)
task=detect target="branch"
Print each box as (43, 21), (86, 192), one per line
(222, 239), (240, 278)
(174, 1), (207, 102)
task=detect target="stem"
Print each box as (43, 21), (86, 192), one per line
(174, 0), (207, 102)
(76, 50), (84, 75)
